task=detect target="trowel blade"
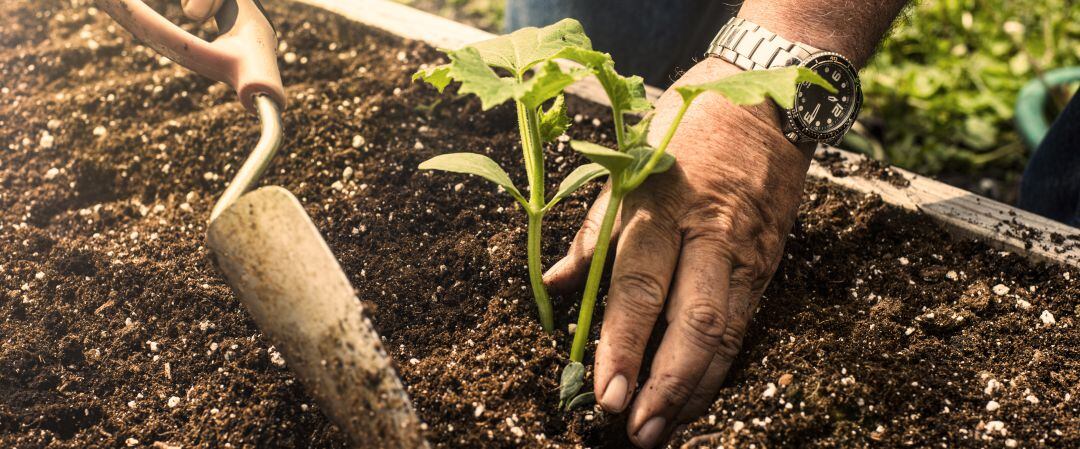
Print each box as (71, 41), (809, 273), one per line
(206, 186), (426, 449)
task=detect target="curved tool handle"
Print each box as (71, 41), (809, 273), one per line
(96, 0), (286, 112)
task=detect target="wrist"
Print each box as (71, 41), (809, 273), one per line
(734, 2), (909, 69)
(647, 57), (814, 199)
(680, 58), (784, 129)
(668, 57), (816, 161)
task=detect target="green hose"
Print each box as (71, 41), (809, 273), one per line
(1015, 66), (1080, 149)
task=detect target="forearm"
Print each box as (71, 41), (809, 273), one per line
(738, 0), (910, 68)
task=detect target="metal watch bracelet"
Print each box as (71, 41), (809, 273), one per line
(706, 17), (819, 70)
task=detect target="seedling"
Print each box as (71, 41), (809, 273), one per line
(413, 19), (604, 333)
(414, 19), (834, 407)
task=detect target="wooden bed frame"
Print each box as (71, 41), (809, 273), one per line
(294, 0), (1080, 268)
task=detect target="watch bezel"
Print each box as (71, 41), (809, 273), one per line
(784, 51), (862, 144)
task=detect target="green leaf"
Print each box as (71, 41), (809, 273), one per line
(676, 66), (835, 109)
(624, 115), (653, 148)
(559, 361), (586, 406)
(415, 48), (588, 112)
(570, 141), (634, 173)
(553, 46), (611, 67)
(566, 392), (596, 410)
(619, 74), (652, 112)
(443, 47), (518, 110)
(518, 62), (589, 109)
(418, 153), (526, 205)
(411, 19), (600, 115)
(470, 18), (591, 77)
(597, 67), (651, 114)
(546, 163), (608, 211)
(412, 64), (452, 92)
(557, 47), (652, 114)
(628, 145), (675, 177)
(538, 94), (571, 143)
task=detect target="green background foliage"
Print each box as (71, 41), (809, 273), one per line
(857, 0), (1079, 188)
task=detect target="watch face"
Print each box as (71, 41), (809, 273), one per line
(791, 53), (862, 142)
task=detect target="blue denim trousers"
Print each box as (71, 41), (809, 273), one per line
(505, 0), (736, 86)
(506, 1), (1080, 227)
(1019, 94), (1080, 227)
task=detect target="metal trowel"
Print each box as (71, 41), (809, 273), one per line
(95, 1), (426, 447)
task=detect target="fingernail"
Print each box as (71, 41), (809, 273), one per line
(633, 416), (666, 449)
(600, 374), (628, 412)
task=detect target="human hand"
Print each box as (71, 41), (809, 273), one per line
(180, 0), (224, 21)
(544, 57), (812, 448)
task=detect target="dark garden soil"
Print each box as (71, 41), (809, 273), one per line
(2, 1), (1078, 448)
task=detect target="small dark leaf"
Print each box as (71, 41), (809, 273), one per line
(559, 361), (586, 406)
(566, 392), (596, 410)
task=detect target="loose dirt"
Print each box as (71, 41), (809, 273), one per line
(1, 1), (1077, 448)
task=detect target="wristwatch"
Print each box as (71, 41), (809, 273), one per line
(706, 17), (862, 146)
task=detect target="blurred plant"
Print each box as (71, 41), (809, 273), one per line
(853, 0), (1080, 179)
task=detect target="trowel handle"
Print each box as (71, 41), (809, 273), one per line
(96, 0), (286, 113)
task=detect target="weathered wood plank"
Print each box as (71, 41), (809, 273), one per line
(292, 0), (1080, 268)
(809, 149), (1080, 267)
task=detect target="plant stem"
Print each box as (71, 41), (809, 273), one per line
(612, 109), (626, 150)
(626, 98), (693, 189)
(527, 212), (554, 331)
(567, 97), (692, 359)
(569, 185), (624, 362)
(516, 99), (554, 332)
(516, 100), (537, 187)
(523, 106), (546, 206)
